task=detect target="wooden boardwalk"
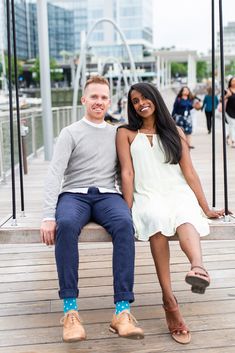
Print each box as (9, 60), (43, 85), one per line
(1, 240), (235, 352)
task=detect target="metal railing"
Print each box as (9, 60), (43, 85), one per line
(0, 105), (84, 182)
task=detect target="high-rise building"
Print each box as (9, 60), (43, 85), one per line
(6, 0), (153, 61)
(49, 0), (154, 61)
(217, 22), (235, 55)
(85, 0), (153, 60)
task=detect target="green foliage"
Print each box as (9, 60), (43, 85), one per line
(50, 58), (63, 82)
(171, 62), (187, 78)
(225, 60), (235, 76)
(30, 57), (63, 85)
(171, 60), (209, 82)
(3, 55), (23, 84)
(196, 61), (208, 81)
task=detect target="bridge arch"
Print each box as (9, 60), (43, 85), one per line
(72, 18), (138, 121)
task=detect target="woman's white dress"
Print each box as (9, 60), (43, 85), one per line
(131, 133), (209, 241)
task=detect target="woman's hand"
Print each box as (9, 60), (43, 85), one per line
(205, 209), (231, 219)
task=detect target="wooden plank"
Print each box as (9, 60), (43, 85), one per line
(1, 312), (235, 347)
(0, 328), (235, 353)
(0, 239), (235, 352)
(0, 287), (234, 316)
(0, 260), (235, 284)
(0, 300), (234, 331)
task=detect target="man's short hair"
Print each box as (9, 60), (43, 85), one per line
(84, 75), (110, 90)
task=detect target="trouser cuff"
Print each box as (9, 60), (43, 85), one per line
(114, 291), (134, 304)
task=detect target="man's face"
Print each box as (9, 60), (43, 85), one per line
(81, 83), (111, 123)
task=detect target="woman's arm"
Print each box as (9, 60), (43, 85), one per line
(178, 128), (224, 218)
(116, 128), (135, 208)
(172, 98), (179, 116)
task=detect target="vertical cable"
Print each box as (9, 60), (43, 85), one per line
(219, 0), (229, 216)
(211, 0), (216, 208)
(11, 0), (25, 214)
(6, 0), (17, 223)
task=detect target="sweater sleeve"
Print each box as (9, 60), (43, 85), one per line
(42, 128), (75, 219)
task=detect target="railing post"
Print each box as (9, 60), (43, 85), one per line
(56, 108), (60, 137)
(0, 122), (6, 183)
(31, 113), (37, 157)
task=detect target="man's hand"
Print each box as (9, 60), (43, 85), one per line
(40, 220), (56, 245)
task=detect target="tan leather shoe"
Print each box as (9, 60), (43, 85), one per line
(109, 310), (144, 340)
(60, 310), (86, 342)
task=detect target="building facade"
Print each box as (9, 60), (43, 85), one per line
(217, 22), (235, 55)
(2, 0), (153, 62)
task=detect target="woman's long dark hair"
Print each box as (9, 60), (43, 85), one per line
(228, 76), (235, 88)
(120, 82), (182, 164)
(176, 86), (194, 100)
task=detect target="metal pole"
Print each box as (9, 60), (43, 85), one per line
(11, 0), (25, 214)
(37, 0), (53, 160)
(6, 0), (17, 224)
(0, 0), (7, 93)
(218, 0), (229, 217)
(211, 0), (216, 208)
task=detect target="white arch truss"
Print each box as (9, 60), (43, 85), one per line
(72, 18), (138, 121)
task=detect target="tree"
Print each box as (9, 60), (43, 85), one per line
(171, 62), (187, 78)
(196, 61), (208, 81)
(30, 57), (63, 85)
(4, 55), (23, 84)
(225, 60), (235, 77)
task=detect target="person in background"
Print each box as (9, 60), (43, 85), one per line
(117, 82), (224, 345)
(224, 76), (235, 147)
(202, 86), (219, 134)
(40, 76), (144, 343)
(172, 86), (195, 149)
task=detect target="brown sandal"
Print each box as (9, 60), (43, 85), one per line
(163, 298), (191, 344)
(185, 266), (210, 294)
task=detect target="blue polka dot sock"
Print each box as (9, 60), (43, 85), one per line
(63, 298), (78, 313)
(115, 300), (130, 315)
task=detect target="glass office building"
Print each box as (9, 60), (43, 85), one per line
(4, 0), (153, 62)
(2, 0), (74, 61)
(86, 0), (153, 61)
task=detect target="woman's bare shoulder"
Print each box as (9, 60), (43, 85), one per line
(117, 127), (137, 144)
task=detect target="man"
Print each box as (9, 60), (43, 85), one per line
(40, 76), (144, 342)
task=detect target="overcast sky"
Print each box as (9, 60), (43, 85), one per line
(153, 0), (234, 54)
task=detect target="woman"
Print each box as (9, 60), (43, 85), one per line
(172, 86), (194, 148)
(224, 76), (235, 147)
(202, 86), (219, 134)
(116, 83), (224, 344)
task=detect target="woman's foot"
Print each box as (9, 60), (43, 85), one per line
(185, 266), (210, 294)
(163, 296), (191, 344)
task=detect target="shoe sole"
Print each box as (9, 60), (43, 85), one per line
(172, 332), (191, 344)
(62, 336), (86, 343)
(109, 326), (144, 340)
(185, 275), (210, 294)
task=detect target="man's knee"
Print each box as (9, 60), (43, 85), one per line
(56, 217), (81, 239)
(112, 214), (134, 240)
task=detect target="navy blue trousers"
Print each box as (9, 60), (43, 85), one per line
(55, 188), (135, 303)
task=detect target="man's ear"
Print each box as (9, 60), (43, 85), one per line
(81, 96), (86, 105)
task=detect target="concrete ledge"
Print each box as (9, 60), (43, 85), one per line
(0, 219), (234, 243)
